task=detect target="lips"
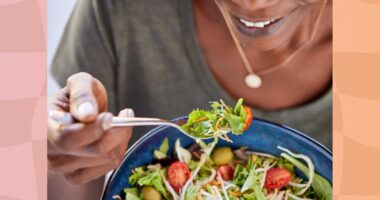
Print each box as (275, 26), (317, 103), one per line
(238, 17), (279, 28)
(232, 14), (288, 38)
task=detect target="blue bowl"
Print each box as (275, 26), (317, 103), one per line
(102, 117), (332, 199)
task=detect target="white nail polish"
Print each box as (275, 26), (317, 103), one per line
(77, 101), (95, 117)
(102, 113), (113, 131)
(127, 109), (135, 117)
(48, 110), (73, 124)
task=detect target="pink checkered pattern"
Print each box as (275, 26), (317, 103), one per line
(0, 0), (46, 200)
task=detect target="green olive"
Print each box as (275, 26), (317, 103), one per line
(142, 187), (162, 200)
(211, 147), (234, 165)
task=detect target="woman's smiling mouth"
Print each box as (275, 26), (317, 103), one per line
(239, 17), (279, 28)
(232, 14), (288, 38)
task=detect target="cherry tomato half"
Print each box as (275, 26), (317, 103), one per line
(217, 165), (234, 181)
(167, 161), (190, 192)
(264, 167), (292, 189)
(243, 106), (253, 131)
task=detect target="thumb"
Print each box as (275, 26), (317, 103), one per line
(67, 73), (100, 122)
(118, 108), (135, 118)
(118, 108), (134, 137)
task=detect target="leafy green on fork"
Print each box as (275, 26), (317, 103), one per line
(180, 98), (252, 142)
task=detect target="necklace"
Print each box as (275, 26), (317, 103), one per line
(214, 0), (328, 88)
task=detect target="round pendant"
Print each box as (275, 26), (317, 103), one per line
(245, 73), (262, 88)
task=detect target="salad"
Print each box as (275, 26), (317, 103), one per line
(112, 99), (331, 200)
(180, 98), (252, 142)
(113, 138), (332, 200)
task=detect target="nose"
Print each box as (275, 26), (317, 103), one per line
(231, 0), (279, 11)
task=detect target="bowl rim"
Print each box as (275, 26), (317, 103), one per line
(102, 117), (332, 199)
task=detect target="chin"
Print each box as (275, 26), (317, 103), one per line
(233, 16), (299, 51)
(241, 36), (288, 51)
(223, 0), (312, 51)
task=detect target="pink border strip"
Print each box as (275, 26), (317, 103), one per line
(0, 0), (46, 199)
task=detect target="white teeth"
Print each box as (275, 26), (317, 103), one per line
(254, 22), (265, 28)
(239, 18), (276, 28)
(240, 18), (255, 27)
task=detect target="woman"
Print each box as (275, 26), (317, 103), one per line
(48, 0), (332, 199)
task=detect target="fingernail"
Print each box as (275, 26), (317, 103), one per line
(77, 101), (95, 117)
(102, 113), (113, 131)
(48, 110), (73, 124)
(126, 109), (135, 117)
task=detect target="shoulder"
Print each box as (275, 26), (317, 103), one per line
(87, 0), (179, 13)
(81, 0), (181, 26)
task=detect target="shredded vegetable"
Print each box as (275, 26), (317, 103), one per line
(181, 154), (207, 200)
(161, 174), (180, 200)
(175, 140), (191, 164)
(216, 172), (230, 200)
(278, 146), (314, 195)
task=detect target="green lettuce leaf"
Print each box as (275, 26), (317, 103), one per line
(159, 138), (169, 154)
(223, 111), (245, 134)
(153, 150), (167, 160)
(252, 170), (266, 200)
(281, 153), (332, 200)
(129, 168), (168, 199)
(137, 170), (168, 199)
(242, 191), (256, 200)
(129, 167), (145, 185)
(125, 193), (141, 200)
(180, 98), (251, 140)
(153, 137), (170, 160)
(124, 188), (141, 200)
(185, 185), (201, 200)
(234, 98), (244, 114)
(241, 167), (256, 192)
(233, 164), (249, 186)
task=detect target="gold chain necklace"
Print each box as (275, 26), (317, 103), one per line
(214, 0), (328, 88)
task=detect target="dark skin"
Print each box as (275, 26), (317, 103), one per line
(48, 0), (332, 199)
(194, 0), (332, 110)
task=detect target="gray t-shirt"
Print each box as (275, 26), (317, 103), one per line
(51, 0), (332, 149)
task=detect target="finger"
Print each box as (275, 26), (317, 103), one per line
(48, 110), (74, 124)
(64, 161), (121, 185)
(118, 108), (135, 118)
(47, 110), (74, 148)
(116, 108), (134, 151)
(85, 108), (133, 154)
(48, 153), (117, 174)
(49, 135), (127, 174)
(115, 135), (129, 159)
(69, 109), (134, 157)
(47, 93), (74, 145)
(67, 72), (106, 122)
(51, 112), (113, 152)
(48, 141), (62, 158)
(48, 87), (70, 112)
(48, 117), (62, 143)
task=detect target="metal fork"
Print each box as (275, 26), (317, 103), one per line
(111, 117), (213, 140)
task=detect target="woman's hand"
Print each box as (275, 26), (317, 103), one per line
(48, 72), (133, 185)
